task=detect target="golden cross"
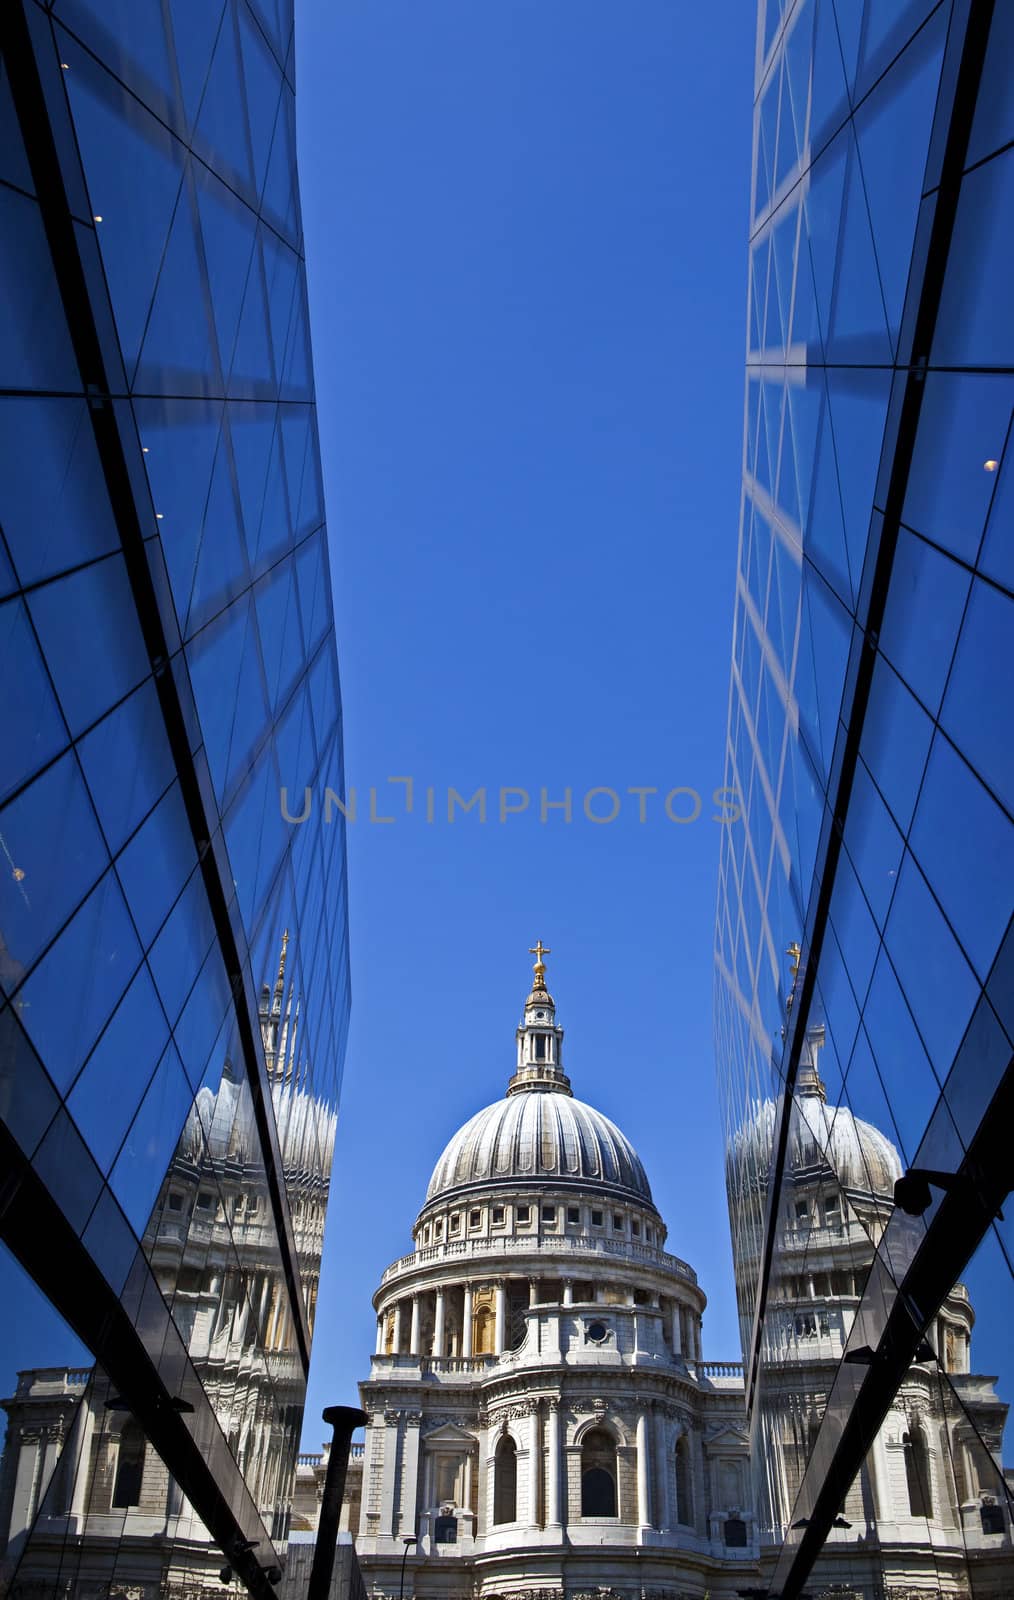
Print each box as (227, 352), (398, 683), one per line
(529, 940), (551, 967)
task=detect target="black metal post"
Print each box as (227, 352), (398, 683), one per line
(398, 1534), (417, 1600)
(306, 1405), (368, 1600)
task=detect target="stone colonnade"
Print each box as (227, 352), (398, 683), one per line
(375, 1280), (702, 1362)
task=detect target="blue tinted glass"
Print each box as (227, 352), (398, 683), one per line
(797, 564), (851, 778)
(853, 10), (944, 348)
(0, 1007), (60, 1158)
(184, 597), (249, 801)
(166, 0), (225, 130)
(859, 656), (934, 833)
(173, 943), (232, 1092)
(823, 368), (891, 590)
(0, 753), (106, 982)
(27, 556), (151, 737)
(193, 161), (258, 379)
(843, 761), (904, 931)
(261, 84), (300, 247)
(0, 598), (68, 806)
(236, 2), (281, 196)
(193, 4), (256, 199)
(827, 138), (892, 365)
(941, 577), (1014, 818)
(884, 851), (980, 1079)
(903, 373), (1014, 564)
(976, 442), (1013, 592)
(803, 128), (847, 349)
(879, 529), (970, 718)
(114, 781), (196, 948)
(0, 61), (34, 194)
(57, 0), (176, 119)
(967, 1), (1014, 167)
(77, 680), (175, 855)
(910, 734), (1014, 983)
(61, 37), (187, 376)
(33, 1109), (103, 1231)
(135, 188), (218, 396)
(0, 187), (79, 390)
(860, 955), (939, 1164)
(804, 386), (853, 602)
(147, 869), (216, 1026)
(17, 868), (140, 1094)
(109, 1042), (196, 1233)
(185, 435), (250, 635)
(933, 146), (1014, 369)
(0, 398), (120, 586)
(67, 963), (169, 1172)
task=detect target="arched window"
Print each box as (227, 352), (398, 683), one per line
(903, 1425), (932, 1518)
(112, 1422), (146, 1509)
(724, 1515), (747, 1547)
(493, 1435), (517, 1524)
(473, 1306), (494, 1355)
(674, 1434), (693, 1526)
(581, 1428), (617, 1517)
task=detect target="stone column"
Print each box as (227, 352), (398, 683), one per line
(462, 1285), (473, 1357)
(529, 1279), (538, 1306)
(654, 1406), (670, 1531)
(433, 1289), (446, 1358)
(494, 1282), (506, 1355)
(70, 1409), (96, 1524)
(409, 1296), (420, 1356)
(671, 1301), (682, 1355)
(636, 1409), (652, 1533)
(392, 1300), (403, 1354)
(562, 1280), (573, 1307)
(547, 1401), (561, 1527)
(870, 1425), (893, 1524)
(382, 1413), (400, 1536)
(10, 1431), (40, 1540)
(528, 1404), (541, 1527)
(399, 1413), (421, 1537)
(375, 1317), (384, 1355)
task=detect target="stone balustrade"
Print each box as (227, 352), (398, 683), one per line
(380, 1231), (697, 1286)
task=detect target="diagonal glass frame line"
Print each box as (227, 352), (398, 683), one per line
(0, 8), (319, 1586)
(747, 3), (1004, 1595)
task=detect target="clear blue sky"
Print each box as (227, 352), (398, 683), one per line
(296, 0), (756, 1443)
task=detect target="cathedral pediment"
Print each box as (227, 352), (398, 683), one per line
(423, 1421), (478, 1446)
(703, 1422), (749, 1450)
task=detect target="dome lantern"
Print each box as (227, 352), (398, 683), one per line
(508, 941), (571, 1096)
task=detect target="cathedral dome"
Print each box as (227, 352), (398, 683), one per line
(731, 1031), (902, 1201)
(425, 1089), (653, 1204)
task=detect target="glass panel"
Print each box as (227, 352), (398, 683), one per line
(0, 597), (68, 806)
(941, 575), (1014, 817)
(16, 867), (141, 1095)
(879, 529), (971, 719)
(0, 752), (106, 984)
(909, 732), (1014, 983)
(27, 556), (151, 738)
(933, 146), (1014, 369)
(0, 398), (120, 588)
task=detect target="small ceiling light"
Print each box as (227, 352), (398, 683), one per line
(61, 62), (70, 70)
(984, 459), (999, 472)
(142, 446), (149, 453)
(12, 867), (25, 883)
(156, 512), (164, 519)
(93, 214), (103, 222)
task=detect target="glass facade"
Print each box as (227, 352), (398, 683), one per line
(716, 1), (1013, 1596)
(0, 1), (349, 1595)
